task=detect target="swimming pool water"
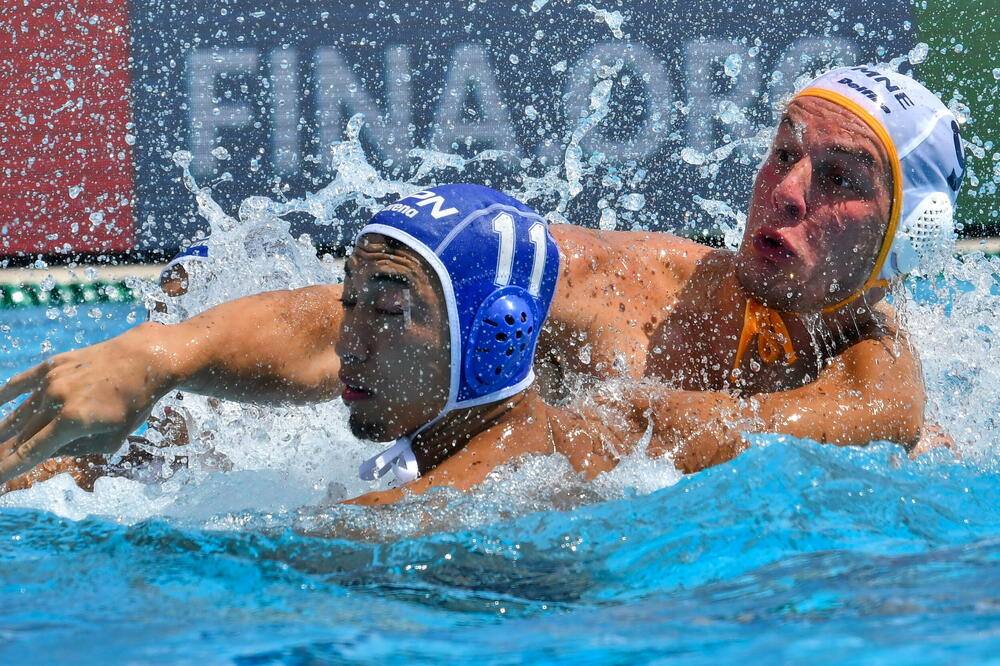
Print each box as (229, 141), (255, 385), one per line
(1, 301), (999, 664)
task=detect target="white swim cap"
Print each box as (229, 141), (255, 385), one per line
(795, 65), (966, 307)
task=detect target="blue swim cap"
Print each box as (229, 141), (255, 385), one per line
(160, 242), (209, 282)
(357, 183), (560, 412)
(163, 242), (208, 267)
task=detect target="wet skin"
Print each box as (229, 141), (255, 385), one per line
(336, 235), (451, 442)
(0, 97), (928, 490)
(339, 238), (748, 505)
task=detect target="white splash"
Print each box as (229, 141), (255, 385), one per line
(692, 196), (746, 250)
(579, 4), (626, 39)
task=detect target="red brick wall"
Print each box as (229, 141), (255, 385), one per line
(0, 0), (134, 256)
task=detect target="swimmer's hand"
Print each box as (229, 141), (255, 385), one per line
(0, 322), (178, 485)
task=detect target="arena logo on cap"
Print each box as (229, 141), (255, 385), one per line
(384, 203), (419, 218)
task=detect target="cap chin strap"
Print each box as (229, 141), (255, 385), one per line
(358, 436), (420, 485)
(731, 297), (798, 381)
(793, 87), (903, 314)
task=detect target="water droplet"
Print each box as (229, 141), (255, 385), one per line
(619, 193), (645, 211)
(680, 147), (706, 166)
(211, 146), (231, 161)
(909, 42), (929, 65)
(172, 150), (193, 168)
(68, 185), (83, 199)
(598, 207), (617, 231)
(724, 54), (742, 78)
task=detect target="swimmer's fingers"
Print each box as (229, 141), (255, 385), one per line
(0, 362), (50, 406)
(591, 390), (653, 420)
(0, 392), (43, 442)
(0, 418), (73, 485)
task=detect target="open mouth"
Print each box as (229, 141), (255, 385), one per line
(753, 230), (796, 262)
(340, 378), (375, 403)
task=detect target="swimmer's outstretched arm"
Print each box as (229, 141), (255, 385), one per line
(0, 285), (345, 485)
(597, 333), (925, 473)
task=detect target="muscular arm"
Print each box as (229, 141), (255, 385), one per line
(0, 284), (345, 485)
(164, 284), (345, 403)
(574, 332), (924, 475)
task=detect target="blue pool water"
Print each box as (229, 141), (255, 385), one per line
(1, 300), (999, 664)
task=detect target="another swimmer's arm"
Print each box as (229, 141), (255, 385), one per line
(753, 334), (924, 450)
(586, 390), (752, 474)
(610, 335), (924, 473)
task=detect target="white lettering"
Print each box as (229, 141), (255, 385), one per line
(409, 190), (459, 219)
(492, 213), (516, 286)
(187, 48), (259, 175)
(431, 44), (521, 155)
(314, 46), (413, 169)
(385, 203), (418, 217)
(553, 42), (673, 162)
(270, 48), (300, 175)
(684, 40), (758, 153)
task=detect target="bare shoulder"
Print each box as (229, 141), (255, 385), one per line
(549, 225), (712, 280)
(288, 282), (343, 307)
(546, 225), (714, 328)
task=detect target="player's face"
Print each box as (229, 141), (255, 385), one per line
(336, 234), (451, 442)
(735, 96), (893, 311)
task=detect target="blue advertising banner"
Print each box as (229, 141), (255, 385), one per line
(130, 0), (915, 254)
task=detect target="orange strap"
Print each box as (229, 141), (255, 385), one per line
(795, 88), (903, 314)
(731, 298), (797, 380)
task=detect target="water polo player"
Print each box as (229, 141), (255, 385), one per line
(338, 184), (567, 498)
(0, 64), (964, 487)
(335, 186), (756, 503)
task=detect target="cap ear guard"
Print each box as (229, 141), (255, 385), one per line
(880, 191), (955, 280)
(465, 286), (540, 394)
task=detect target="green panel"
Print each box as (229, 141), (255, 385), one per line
(916, 0), (1000, 237)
